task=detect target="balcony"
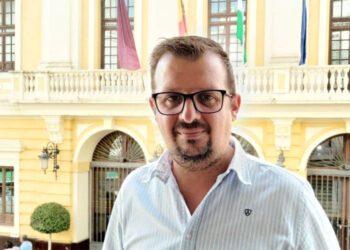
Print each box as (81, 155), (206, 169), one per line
(0, 66), (349, 117)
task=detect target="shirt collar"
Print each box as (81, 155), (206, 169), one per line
(142, 136), (252, 185)
(227, 136), (252, 185)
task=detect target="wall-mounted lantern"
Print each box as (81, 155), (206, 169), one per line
(38, 142), (60, 179)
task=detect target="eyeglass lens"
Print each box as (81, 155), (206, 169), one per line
(155, 90), (225, 115)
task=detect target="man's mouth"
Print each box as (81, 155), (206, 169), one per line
(178, 129), (205, 139)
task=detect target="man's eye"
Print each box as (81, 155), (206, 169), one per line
(198, 94), (215, 103)
(166, 94), (182, 103)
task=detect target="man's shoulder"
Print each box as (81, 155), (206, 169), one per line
(119, 161), (158, 188)
(247, 155), (310, 192)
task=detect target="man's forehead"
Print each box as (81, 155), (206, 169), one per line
(153, 52), (227, 93)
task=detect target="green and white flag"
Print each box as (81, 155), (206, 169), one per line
(236, 0), (247, 64)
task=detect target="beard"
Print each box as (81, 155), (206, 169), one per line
(170, 120), (219, 171)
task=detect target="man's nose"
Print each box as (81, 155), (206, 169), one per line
(178, 98), (201, 123)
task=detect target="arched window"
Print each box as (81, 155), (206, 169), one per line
(101, 0), (135, 69)
(93, 131), (144, 162)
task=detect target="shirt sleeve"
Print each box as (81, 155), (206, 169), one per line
(102, 195), (124, 250)
(297, 181), (340, 250)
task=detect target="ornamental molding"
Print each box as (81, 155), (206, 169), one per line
(43, 116), (64, 143)
(272, 118), (295, 150)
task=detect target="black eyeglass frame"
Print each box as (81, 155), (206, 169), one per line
(151, 89), (234, 115)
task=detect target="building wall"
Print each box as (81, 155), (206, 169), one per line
(0, 0), (346, 245)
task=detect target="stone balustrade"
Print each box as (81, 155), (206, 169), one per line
(0, 65), (349, 104)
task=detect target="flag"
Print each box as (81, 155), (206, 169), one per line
(236, 0), (246, 64)
(117, 0), (140, 70)
(299, 0), (307, 65)
(178, 0), (187, 36)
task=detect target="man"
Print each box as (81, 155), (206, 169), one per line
(103, 36), (339, 249)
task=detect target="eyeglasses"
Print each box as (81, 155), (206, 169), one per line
(152, 89), (233, 115)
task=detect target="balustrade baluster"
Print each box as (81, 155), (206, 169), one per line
(329, 68), (336, 94)
(114, 72), (120, 94)
(340, 69), (346, 94)
(315, 69), (322, 94)
(344, 68), (350, 94)
(68, 73), (73, 96)
(295, 70), (302, 94)
(100, 72), (105, 94)
(94, 72), (100, 95)
(52, 73), (58, 95)
(304, 69), (310, 94)
(261, 70), (266, 94)
(320, 68), (328, 94)
(290, 69), (296, 94)
(77, 72), (83, 97)
(124, 72), (130, 94)
(87, 72), (93, 95)
(335, 69), (342, 94)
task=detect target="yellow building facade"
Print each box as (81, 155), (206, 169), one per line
(0, 0), (349, 249)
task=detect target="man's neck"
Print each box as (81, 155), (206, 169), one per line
(171, 146), (234, 214)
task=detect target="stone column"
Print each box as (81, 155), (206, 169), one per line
(39, 0), (81, 70)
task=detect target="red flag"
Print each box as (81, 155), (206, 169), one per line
(117, 0), (140, 70)
(178, 0), (187, 36)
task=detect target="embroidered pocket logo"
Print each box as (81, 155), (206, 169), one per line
(244, 209), (252, 216)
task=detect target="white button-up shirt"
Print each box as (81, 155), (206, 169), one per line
(103, 138), (340, 250)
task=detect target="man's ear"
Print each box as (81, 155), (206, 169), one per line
(231, 94), (241, 119)
(149, 97), (157, 115)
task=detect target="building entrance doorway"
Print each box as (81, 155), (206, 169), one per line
(90, 131), (145, 243)
(307, 134), (350, 250)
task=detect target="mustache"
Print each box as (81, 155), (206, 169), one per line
(173, 120), (210, 133)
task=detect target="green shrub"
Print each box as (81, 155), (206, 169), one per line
(31, 202), (70, 234)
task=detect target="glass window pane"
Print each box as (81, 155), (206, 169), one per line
(231, 0), (237, 13)
(6, 13), (11, 25)
(333, 0), (341, 17)
(341, 30), (350, 39)
(219, 1), (226, 12)
(332, 31), (341, 40)
(332, 41), (340, 49)
(111, 8), (117, 18)
(105, 38), (110, 47)
(105, 56), (110, 64)
(5, 0), (11, 12)
(128, 8), (134, 17)
(341, 40), (349, 49)
(211, 2), (219, 13)
(332, 51), (340, 59)
(105, 47), (111, 56)
(343, 0), (350, 17)
(341, 50), (349, 59)
(111, 0), (117, 8)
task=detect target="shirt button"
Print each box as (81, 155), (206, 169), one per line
(186, 233), (192, 240)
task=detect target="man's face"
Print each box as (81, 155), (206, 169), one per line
(150, 52), (240, 170)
